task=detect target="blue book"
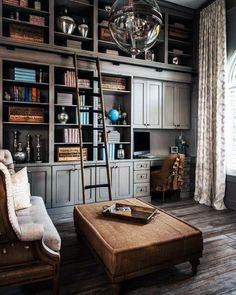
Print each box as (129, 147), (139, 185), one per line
(25, 87), (29, 102)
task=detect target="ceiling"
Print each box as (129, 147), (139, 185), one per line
(165, 0), (209, 9)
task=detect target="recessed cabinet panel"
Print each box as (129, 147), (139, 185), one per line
(163, 82), (175, 129)
(147, 81), (162, 128)
(96, 166), (110, 202)
(27, 166), (51, 208)
(52, 165), (75, 207)
(177, 84), (191, 129)
(133, 79), (146, 127)
(114, 162), (133, 199)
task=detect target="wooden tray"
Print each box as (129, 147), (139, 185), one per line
(102, 203), (159, 223)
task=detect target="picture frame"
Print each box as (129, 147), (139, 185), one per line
(170, 146), (178, 154)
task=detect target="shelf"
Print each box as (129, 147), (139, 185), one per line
(2, 17), (48, 28)
(168, 51), (192, 58)
(168, 38), (192, 46)
(55, 104), (93, 108)
(54, 84), (92, 90)
(3, 79), (49, 86)
(3, 122), (49, 125)
(103, 89), (131, 95)
(54, 142), (93, 145)
(2, 3), (49, 16)
(169, 24), (192, 32)
(3, 101), (49, 106)
(54, 123), (93, 127)
(55, 31), (93, 42)
(106, 125), (131, 128)
(98, 40), (117, 48)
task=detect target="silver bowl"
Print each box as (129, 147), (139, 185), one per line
(57, 15), (76, 35)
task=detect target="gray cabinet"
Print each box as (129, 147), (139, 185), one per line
(27, 166), (52, 209)
(133, 161), (150, 197)
(163, 82), (191, 129)
(133, 79), (162, 129)
(52, 165), (75, 207)
(106, 162), (133, 200)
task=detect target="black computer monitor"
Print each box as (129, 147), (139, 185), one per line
(133, 131), (150, 157)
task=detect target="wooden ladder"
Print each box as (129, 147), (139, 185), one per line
(73, 53), (112, 203)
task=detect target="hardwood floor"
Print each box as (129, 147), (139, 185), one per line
(3, 198), (236, 295)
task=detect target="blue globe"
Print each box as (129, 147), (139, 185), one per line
(107, 108), (119, 122)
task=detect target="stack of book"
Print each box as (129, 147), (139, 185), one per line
(11, 86), (40, 102)
(64, 128), (80, 144)
(29, 15), (45, 26)
(3, 0), (28, 6)
(80, 107), (89, 125)
(102, 76), (126, 91)
(79, 95), (86, 106)
(57, 93), (73, 105)
(14, 67), (36, 82)
(109, 144), (115, 160)
(107, 130), (120, 143)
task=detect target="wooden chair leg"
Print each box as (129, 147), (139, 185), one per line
(53, 268), (60, 295)
(112, 282), (122, 295)
(190, 258), (200, 275)
(162, 191), (165, 203)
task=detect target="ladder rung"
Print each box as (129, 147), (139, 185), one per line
(93, 127), (104, 131)
(93, 145), (105, 149)
(84, 164), (107, 169)
(85, 184), (109, 189)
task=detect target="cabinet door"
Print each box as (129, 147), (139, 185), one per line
(75, 166), (96, 204)
(147, 80), (162, 128)
(133, 79), (146, 128)
(27, 166), (51, 208)
(176, 84), (190, 129)
(114, 162), (133, 199)
(52, 165), (75, 207)
(163, 82), (175, 129)
(96, 165), (115, 202)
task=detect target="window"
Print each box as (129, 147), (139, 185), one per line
(227, 52), (236, 175)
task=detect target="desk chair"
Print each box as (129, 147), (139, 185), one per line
(150, 154), (185, 202)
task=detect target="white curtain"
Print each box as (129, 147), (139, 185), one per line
(194, 0), (227, 210)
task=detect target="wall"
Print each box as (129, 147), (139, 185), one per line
(224, 0), (236, 209)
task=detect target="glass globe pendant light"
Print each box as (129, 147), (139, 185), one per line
(108, 0), (163, 56)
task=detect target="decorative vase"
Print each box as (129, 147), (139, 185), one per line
(58, 107), (69, 124)
(117, 144), (125, 159)
(4, 91), (11, 101)
(78, 18), (88, 38)
(13, 142), (26, 163)
(57, 8), (76, 35)
(26, 134), (32, 163)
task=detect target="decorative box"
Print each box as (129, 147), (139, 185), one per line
(9, 23), (44, 43)
(57, 147), (88, 162)
(99, 27), (113, 42)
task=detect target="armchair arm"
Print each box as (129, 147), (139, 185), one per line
(19, 223), (44, 242)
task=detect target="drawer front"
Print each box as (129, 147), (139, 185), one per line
(134, 170), (150, 183)
(134, 161), (150, 170)
(134, 183), (150, 197)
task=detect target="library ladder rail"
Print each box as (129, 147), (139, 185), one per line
(73, 53), (112, 203)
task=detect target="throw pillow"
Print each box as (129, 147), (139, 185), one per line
(11, 167), (31, 211)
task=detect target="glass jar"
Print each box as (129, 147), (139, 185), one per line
(34, 0), (41, 10)
(57, 107), (69, 124)
(117, 144), (125, 159)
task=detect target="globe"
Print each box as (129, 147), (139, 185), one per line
(107, 108), (119, 122)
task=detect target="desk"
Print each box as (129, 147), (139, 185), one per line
(133, 157), (195, 199)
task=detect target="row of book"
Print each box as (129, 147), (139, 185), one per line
(29, 15), (45, 26)
(64, 71), (90, 88)
(80, 107), (90, 125)
(64, 128), (80, 144)
(6, 86), (40, 102)
(98, 144), (116, 161)
(14, 67), (36, 82)
(3, 0), (28, 6)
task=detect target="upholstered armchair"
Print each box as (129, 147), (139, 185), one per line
(0, 150), (61, 294)
(151, 154), (185, 202)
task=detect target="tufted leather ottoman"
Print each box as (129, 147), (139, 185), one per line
(74, 198), (203, 294)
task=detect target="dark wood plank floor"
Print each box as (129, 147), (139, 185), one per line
(3, 198), (236, 295)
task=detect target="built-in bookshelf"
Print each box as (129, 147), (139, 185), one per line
(0, 0), (196, 72)
(2, 59), (50, 163)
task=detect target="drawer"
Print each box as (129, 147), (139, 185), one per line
(134, 161), (150, 170)
(134, 183), (150, 197)
(134, 170), (150, 183)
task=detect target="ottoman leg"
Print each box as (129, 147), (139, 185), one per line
(190, 258), (200, 275)
(112, 283), (122, 295)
